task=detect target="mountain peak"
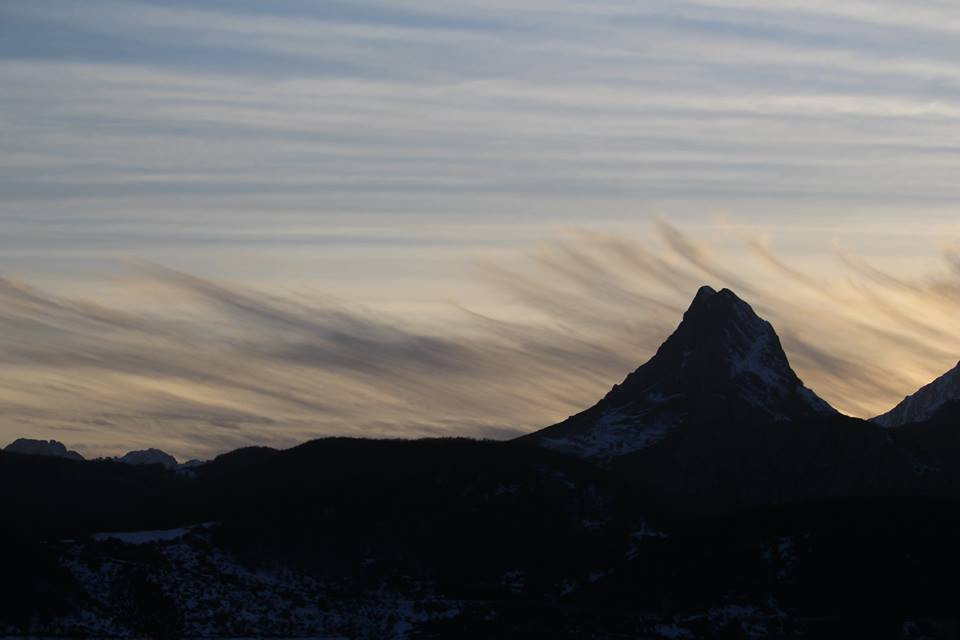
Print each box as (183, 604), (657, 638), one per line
(872, 361), (960, 427)
(683, 285), (758, 325)
(690, 284), (717, 305)
(644, 285), (788, 388)
(3, 438), (84, 461)
(117, 448), (178, 469)
(521, 286), (834, 461)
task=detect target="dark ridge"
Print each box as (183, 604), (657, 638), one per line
(519, 286), (834, 462)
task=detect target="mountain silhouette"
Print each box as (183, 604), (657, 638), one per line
(8, 286), (960, 637)
(520, 286), (833, 461)
(3, 438), (84, 461)
(873, 360), (960, 427)
(117, 448), (178, 469)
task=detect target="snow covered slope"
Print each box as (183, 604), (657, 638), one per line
(873, 361), (960, 427)
(519, 286), (834, 461)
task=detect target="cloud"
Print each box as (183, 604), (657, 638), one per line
(2, 2), (960, 457)
(0, 222), (959, 459)
(4, 0), (960, 221)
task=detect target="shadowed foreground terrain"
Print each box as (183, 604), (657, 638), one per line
(7, 288), (960, 638)
(6, 430), (960, 639)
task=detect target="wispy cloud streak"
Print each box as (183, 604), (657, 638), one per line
(2, 2), (960, 456)
(0, 224), (958, 458)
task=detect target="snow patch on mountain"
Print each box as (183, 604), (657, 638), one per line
(724, 304), (832, 416)
(873, 361), (960, 427)
(540, 402), (680, 460)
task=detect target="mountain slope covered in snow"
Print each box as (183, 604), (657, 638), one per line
(873, 361), (960, 427)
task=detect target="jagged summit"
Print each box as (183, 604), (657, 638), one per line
(872, 361), (960, 427)
(520, 286), (834, 461)
(691, 283), (717, 305)
(2, 438), (189, 470)
(3, 438), (85, 461)
(601, 285), (831, 416)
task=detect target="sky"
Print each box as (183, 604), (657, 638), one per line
(2, 0), (960, 459)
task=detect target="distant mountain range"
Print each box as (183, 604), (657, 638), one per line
(13, 285), (957, 471)
(2, 439), (197, 471)
(5, 285), (960, 638)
